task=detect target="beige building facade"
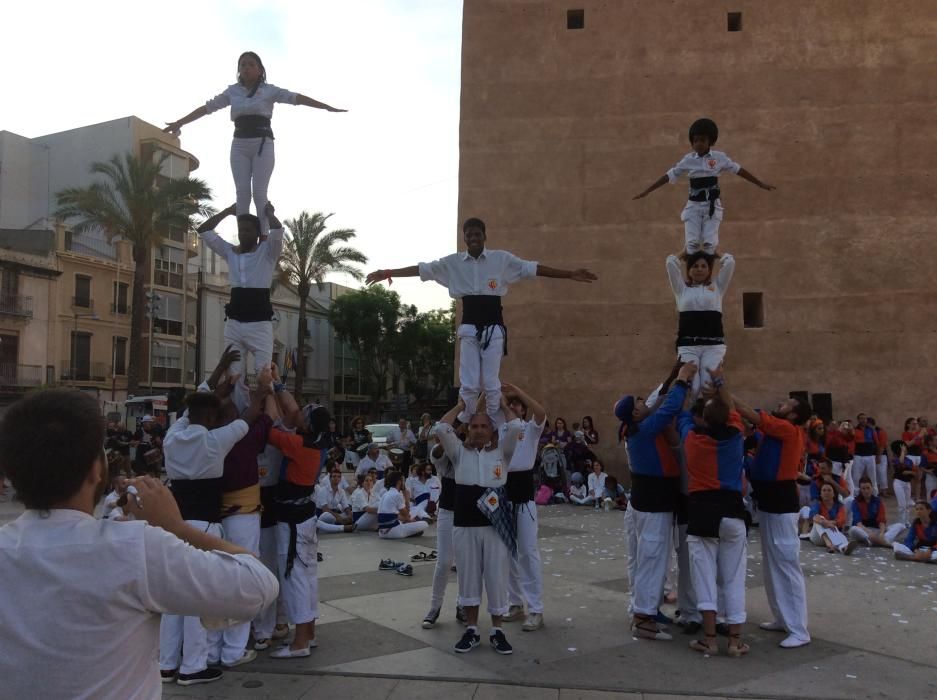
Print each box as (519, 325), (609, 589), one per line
(459, 1), (936, 468)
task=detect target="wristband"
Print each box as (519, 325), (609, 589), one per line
(273, 382), (286, 394)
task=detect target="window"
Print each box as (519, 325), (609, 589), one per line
(154, 292), (183, 336)
(152, 342), (182, 384)
(742, 292), (764, 328)
(155, 246), (185, 288)
(74, 275), (92, 308)
(113, 337), (127, 375)
(727, 12), (742, 32)
(70, 332), (92, 380)
(567, 9), (584, 30)
(112, 282), (129, 314)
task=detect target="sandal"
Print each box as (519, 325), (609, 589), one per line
(411, 552), (428, 562)
(427, 550), (438, 561)
(689, 635), (719, 655)
(632, 616), (672, 641)
(727, 634), (750, 658)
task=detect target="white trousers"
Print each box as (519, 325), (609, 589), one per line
(453, 526), (510, 615)
(925, 472), (937, 500)
(410, 500), (432, 520)
(159, 520), (223, 674)
(230, 136), (275, 237)
(677, 344), (726, 398)
(224, 319), (274, 413)
(276, 517), (319, 625)
(207, 513), (261, 665)
(681, 200), (723, 254)
(508, 501), (544, 614)
(570, 495), (595, 505)
(809, 523), (847, 551)
(317, 512), (348, 533)
(625, 505), (673, 616)
(848, 523), (905, 545)
(675, 522), (701, 623)
(457, 324), (504, 422)
(353, 512), (379, 531)
(379, 520), (428, 539)
(851, 455), (879, 495)
(894, 479), (913, 525)
(759, 512), (809, 641)
(253, 525), (284, 640)
(688, 518), (747, 625)
(429, 508), (455, 611)
(876, 456), (888, 493)
(893, 542), (937, 560)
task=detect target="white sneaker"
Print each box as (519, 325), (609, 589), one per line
(522, 613), (544, 631)
(759, 620), (786, 632)
(223, 649), (257, 668)
(779, 634), (811, 649)
(270, 644), (311, 659)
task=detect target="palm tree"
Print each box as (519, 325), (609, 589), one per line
(279, 211), (368, 397)
(55, 152), (212, 393)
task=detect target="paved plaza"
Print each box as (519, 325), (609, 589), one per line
(2, 495), (935, 700)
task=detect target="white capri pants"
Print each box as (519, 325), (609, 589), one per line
(457, 324), (504, 423)
(848, 523), (905, 545)
(508, 500), (544, 614)
(759, 511), (809, 642)
(677, 344), (726, 399)
(675, 522), (701, 624)
(624, 504), (674, 617)
(276, 517), (319, 625)
(429, 507), (455, 611)
(809, 523), (848, 551)
(893, 542), (937, 560)
(231, 136), (275, 236)
(353, 511), (379, 531)
(253, 524), (284, 640)
(452, 525), (510, 615)
(208, 512), (261, 665)
(688, 517), (748, 625)
(317, 511), (349, 533)
(681, 200), (723, 255)
(851, 455), (878, 494)
(160, 520), (223, 675)
(893, 479), (913, 525)
(379, 520), (428, 539)
(224, 319), (274, 414)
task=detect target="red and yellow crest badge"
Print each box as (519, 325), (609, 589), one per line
(488, 279), (498, 290)
(707, 159), (717, 169)
(493, 465), (503, 479)
(487, 494), (499, 507)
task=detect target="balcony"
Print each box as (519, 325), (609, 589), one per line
(71, 297), (94, 310)
(0, 364), (44, 387)
(0, 294), (33, 318)
(60, 362), (108, 382)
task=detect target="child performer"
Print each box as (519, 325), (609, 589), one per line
(164, 51), (346, 235)
(634, 118), (774, 255)
(366, 217), (596, 424)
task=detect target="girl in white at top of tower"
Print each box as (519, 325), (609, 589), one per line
(666, 250), (735, 399)
(164, 51), (346, 236)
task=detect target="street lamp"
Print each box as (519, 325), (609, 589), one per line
(71, 311), (100, 382)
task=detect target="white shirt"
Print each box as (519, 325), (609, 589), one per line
(0, 510), (278, 700)
(430, 444), (454, 480)
(502, 417), (547, 472)
(666, 253), (735, 313)
(409, 478), (432, 505)
(357, 453), (392, 478)
(426, 475), (442, 503)
(418, 248), (538, 300)
(391, 427), (416, 449)
(378, 487), (406, 517)
(315, 484), (350, 512)
(102, 491), (122, 519)
(436, 420), (523, 487)
(350, 487), (381, 513)
(205, 82), (299, 121)
(164, 415), (248, 481)
(588, 472), (607, 498)
(199, 228), (284, 289)
(667, 150), (741, 186)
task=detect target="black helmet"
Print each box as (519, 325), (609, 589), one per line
(688, 118), (718, 146)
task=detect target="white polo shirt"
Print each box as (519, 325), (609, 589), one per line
(418, 248), (538, 301)
(436, 420), (523, 487)
(163, 414), (248, 481)
(205, 82), (299, 121)
(501, 417), (547, 472)
(667, 150), (741, 185)
(199, 228), (284, 290)
(665, 253), (736, 313)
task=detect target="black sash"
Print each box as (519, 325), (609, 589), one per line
(688, 175), (720, 217)
(273, 481), (318, 579)
(226, 287), (274, 323)
(454, 483), (490, 527)
(233, 115), (275, 155)
(439, 476), (457, 511)
(170, 478), (223, 523)
(750, 479), (799, 514)
(461, 295), (507, 354)
(260, 485), (278, 528)
(677, 310), (725, 346)
(629, 473), (680, 513)
(686, 489), (745, 538)
(506, 469), (535, 504)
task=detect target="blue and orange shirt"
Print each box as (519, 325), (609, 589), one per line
(678, 410), (745, 493)
(853, 426), (878, 457)
(851, 495), (886, 528)
(809, 500), (846, 529)
(903, 519), (937, 550)
(626, 382), (686, 479)
(749, 411), (805, 482)
(810, 474), (850, 502)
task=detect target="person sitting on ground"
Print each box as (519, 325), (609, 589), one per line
(806, 483), (852, 554)
(357, 443), (392, 480)
(315, 466), (355, 533)
(408, 461), (437, 521)
(798, 459), (850, 533)
(350, 473), (381, 531)
(377, 471), (429, 539)
(847, 476), (905, 549)
(603, 474), (628, 510)
(587, 460), (607, 510)
(102, 471), (131, 521)
(568, 471), (591, 505)
(0, 389), (278, 698)
(892, 500), (937, 562)
(581, 415), (599, 445)
(566, 431), (598, 476)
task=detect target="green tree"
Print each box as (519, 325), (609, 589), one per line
(55, 152), (212, 393)
(395, 306), (456, 410)
(280, 211), (367, 397)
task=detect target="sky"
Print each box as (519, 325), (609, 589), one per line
(4, 0), (462, 311)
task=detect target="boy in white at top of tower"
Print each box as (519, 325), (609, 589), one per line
(365, 218), (597, 424)
(633, 118), (775, 255)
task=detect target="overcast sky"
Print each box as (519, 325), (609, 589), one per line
(6, 0), (461, 311)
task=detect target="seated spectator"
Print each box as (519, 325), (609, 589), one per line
(893, 501), (937, 561)
(581, 415), (599, 445)
(566, 431), (598, 475)
(569, 472), (591, 505)
(587, 460), (607, 510)
(805, 483), (852, 554)
(539, 442), (569, 502)
(350, 473), (381, 531)
(544, 418), (573, 451)
(809, 458), (851, 502)
(409, 462), (437, 521)
(603, 474), (628, 510)
(368, 466), (387, 498)
(847, 477), (905, 548)
(378, 471), (429, 539)
(0, 389), (278, 698)
(315, 467), (355, 533)
(357, 443), (391, 480)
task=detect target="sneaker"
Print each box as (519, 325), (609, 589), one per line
(396, 563), (414, 576)
(759, 620), (786, 632)
(502, 604), (525, 622)
(779, 634), (811, 649)
(454, 629), (480, 653)
(844, 540), (860, 556)
(490, 630), (513, 655)
(223, 649), (256, 668)
(521, 613), (544, 631)
(270, 644), (311, 659)
(379, 558), (401, 571)
(456, 606), (467, 625)
(159, 669), (177, 684)
(422, 608), (440, 629)
(176, 668), (223, 686)
(655, 610), (673, 625)
(253, 638), (271, 651)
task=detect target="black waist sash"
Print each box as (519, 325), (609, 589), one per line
(439, 476), (457, 511)
(688, 175), (721, 217)
(687, 489), (745, 538)
(454, 483), (490, 527)
(677, 310), (725, 346)
(750, 479), (800, 514)
(506, 469), (535, 504)
(170, 478), (223, 523)
(461, 295), (507, 354)
(260, 485), (278, 528)
(274, 481), (318, 579)
(226, 287), (274, 323)
(629, 473), (680, 513)
(233, 115), (275, 154)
